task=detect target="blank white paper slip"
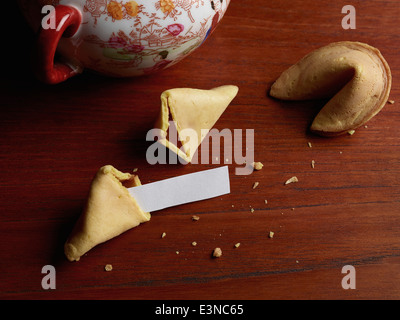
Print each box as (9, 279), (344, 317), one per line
(128, 166), (230, 212)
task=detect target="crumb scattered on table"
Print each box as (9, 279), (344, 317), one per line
(311, 160), (315, 168)
(104, 264), (113, 272)
(252, 182), (259, 189)
(192, 215), (200, 221)
(191, 241), (197, 247)
(387, 99), (395, 104)
(161, 232), (166, 238)
(307, 142), (312, 148)
(213, 247), (222, 258)
(234, 243), (241, 248)
(285, 176), (298, 185)
(253, 162), (264, 171)
(268, 231), (274, 238)
(347, 130), (355, 135)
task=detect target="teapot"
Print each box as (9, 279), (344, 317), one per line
(17, 0), (231, 84)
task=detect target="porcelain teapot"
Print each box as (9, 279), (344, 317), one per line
(17, 0), (231, 84)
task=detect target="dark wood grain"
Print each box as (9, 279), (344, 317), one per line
(1, 0), (399, 300)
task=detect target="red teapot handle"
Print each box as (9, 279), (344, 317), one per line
(33, 5), (82, 84)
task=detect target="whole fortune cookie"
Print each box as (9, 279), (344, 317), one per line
(270, 41), (392, 136)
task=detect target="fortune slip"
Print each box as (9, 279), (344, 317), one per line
(128, 166), (230, 212)
(64, 165), (230, 261)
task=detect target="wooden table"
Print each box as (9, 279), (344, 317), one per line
(1, 0), (399, 301)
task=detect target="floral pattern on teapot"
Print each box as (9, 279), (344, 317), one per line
(20, 0), (231, 77)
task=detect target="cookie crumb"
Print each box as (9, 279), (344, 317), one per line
(252, 182), (259, 189)
(268, 231), (274, 238)
(161, 232), (166, 238)
(191, 241), (197, 247)
(104, 264), (113, 272)
(213, 247), (222, 258)
(234, 243), (241, 248)
(264, 199), (268, 204)
(307, 142), (312, 148)
(192, 215), (200, 221)
(253, 162), (264, 171)
(347, 129), (355, 135)
(311, 160), (315, 168)
(250, 208), (255, 213)
(176, 251), (180, 254)
(285, 176), (298, 185)
(388, 99), (395, 104)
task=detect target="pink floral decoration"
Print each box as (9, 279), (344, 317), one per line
(125, 44), (145, 53)
(108, 36), (127, 48)
(166, 24), (184, 36)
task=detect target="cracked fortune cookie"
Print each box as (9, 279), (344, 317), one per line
(64, 165), (150, 261)
(154, 85), (239, 162)
(270, 41), (392, 136)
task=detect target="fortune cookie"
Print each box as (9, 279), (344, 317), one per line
(154, 85), (239, 162)
(270, 41), (392, 136)
(64, 165), (150, 261)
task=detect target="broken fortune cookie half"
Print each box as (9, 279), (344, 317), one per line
(270, 41), (392, 136)
(154, 85), (239, 162)
(64, 165), (150, 262)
